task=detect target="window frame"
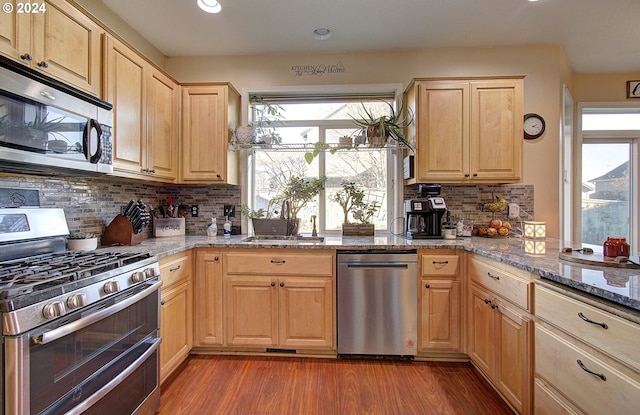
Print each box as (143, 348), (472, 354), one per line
(575, 102), (640, 249)
(239, 84), (405, 236)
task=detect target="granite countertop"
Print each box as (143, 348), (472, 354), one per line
(112, 234), (640, 314)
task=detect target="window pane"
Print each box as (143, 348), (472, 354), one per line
(582, 113), (640, 130)
(581, 143), (630, 244)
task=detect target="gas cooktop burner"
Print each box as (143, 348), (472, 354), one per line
(0, 250), (152, 299)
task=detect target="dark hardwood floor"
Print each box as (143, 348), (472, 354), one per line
(158, 355), (515, 415)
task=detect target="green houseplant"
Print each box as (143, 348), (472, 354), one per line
(350, 100), (415, 150)
(234, 95), (286, 145)
(330, 181), (380, 236)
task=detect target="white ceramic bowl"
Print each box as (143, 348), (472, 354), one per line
(67, 237), (98, 251)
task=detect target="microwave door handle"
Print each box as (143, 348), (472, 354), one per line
(32, 280), (161, 345)
(83, 119), (103, 164)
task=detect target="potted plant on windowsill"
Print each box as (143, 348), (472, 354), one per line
(234, 95), (285, 146)
(330, 181), (380, 236)
(350, 100), (415, 151)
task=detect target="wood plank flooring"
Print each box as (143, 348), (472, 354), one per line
(158, 355), (515, 415)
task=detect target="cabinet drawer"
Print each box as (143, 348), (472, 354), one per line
(536, 285), (640, 371)
(160, 252), (192, 288)
(224, 250), (334, 277)
(421, 255), (459, 277)
(536, 325), (640, 415)
(468, 254), (531, 311)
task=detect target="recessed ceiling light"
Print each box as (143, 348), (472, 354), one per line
(197, 0), (221, 13)
(313, 28), (332, 41)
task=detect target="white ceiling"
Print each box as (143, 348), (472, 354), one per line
(100, 0), (640, 74)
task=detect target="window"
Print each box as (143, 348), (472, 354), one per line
(245, 93), (402, 235)
(579, 105), (640, 247)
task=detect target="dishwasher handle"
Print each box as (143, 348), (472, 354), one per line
(345, 264), (410, 269)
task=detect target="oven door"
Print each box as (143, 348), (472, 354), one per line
(4, 279), (160, 415)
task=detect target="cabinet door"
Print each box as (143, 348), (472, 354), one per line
(194, 251), (224, 346)
(279, 277), (334, 350)
(181, 85), (229, 182)
(32, 0), (102, 95)
(225, 277), (278, 347)
(105, 36), (146, 176)
(495, 298), (532, 415)
(468, 283), (496, 378)
(420, 279), (461, 352)
(414, 80), (469, 182)
(160, 280), (192, 384)
(146, 68), (179, 181)
(469, 79), (523, 181)
(0, 1), (30, 63)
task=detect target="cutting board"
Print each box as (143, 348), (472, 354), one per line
(559, 251), (640, 269)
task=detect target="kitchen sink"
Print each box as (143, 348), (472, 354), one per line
(241, 235), (325, 244)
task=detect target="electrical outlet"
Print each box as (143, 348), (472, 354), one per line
(508, 203), (520, 218)
(191, 205), (199, 217)
(224, 204), (236, 218)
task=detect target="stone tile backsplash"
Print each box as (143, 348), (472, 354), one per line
(0, 174), (533, 240)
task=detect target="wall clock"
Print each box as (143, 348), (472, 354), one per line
(523, 113), (545, 140)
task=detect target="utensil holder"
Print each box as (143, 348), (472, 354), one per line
(101, 215), (144, 246)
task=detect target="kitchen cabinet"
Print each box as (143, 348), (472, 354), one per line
(0, 0), (102, 95)
(194, 250), (224, 347)
(181, 84), (240, 184)
(534, 284), (640, 415)
(159, 251), (193, 384)
(105, 35), (179, 182)
(418, 250), (462, 355)
(404, 78), (523, 184)
(223, 249), (335, 351)
(467, 253), (533, 415)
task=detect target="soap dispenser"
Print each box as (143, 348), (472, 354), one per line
(223, 216), (231, 238)
(207, 218), (217, 237)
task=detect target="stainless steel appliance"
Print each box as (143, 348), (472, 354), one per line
(337, 251), (418, 357)
(0, 208), (160, 415)
(405, 184), (447, 239)
(0, 56), (113, 176)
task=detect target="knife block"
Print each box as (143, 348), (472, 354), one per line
(101, 215), (144, 246)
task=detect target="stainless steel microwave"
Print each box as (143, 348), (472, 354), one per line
(0, 56), (113, 176)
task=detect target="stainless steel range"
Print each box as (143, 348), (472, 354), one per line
(0, 208), (161, 415)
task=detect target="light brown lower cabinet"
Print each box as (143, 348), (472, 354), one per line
(223, 249), (335, 352)
(194, 250), (224, 347)
(159, 251), (193, 384)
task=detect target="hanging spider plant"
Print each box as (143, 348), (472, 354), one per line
(350, 100), (414, 151)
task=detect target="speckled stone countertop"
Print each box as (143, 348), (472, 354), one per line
(109, 234), (640, 314)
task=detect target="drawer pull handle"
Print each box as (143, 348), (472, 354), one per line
(578, 312), (608, 329)
(270, 259), (286, 264)
(577, 359), (606, 381)
(432, 261), (449, 265)
(169, 265), (181, 272)
(487, 272), (500, 280)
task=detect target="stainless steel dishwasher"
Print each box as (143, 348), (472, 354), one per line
(337, 250), (418, 357)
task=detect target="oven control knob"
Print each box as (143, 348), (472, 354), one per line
(131, 271), (146, 283)
(42, 301), (66, 319)
(66, 293), (87, 309)
(103, 280), (120, 294)
(144, 267), (156, 278)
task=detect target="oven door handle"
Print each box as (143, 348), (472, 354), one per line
(33, 280), (161, 345)
(64, 337), (160, 415)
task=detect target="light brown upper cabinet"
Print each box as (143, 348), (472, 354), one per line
(405, 78), (523, 184)
(181, 84), (239, 184)
(0, 0), (102, 96)
(104, 35), (179, 182)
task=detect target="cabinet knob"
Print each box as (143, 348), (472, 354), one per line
(20, 53), (32, 61)
(161, 300), (165, 306)
(216, 174), (221, 178)
(473, 173), (478, 177)
(425, 283), (430, 289)
(271, 282), (276, 287)
(214, 256), (219, 261)
(484, 298), (492, 305)
(464, 173), (470, 178)
(37, 61), (49, 68)
(148, 169), (156, 174)
(280, 282), (285, 287)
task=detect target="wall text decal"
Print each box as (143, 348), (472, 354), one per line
(291, 61), (346, 77)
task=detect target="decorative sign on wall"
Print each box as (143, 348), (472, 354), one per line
(291, 61), (346, 77)
(627, 80), (640, 99)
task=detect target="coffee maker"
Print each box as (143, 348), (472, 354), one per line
(405, 184), (447, 239)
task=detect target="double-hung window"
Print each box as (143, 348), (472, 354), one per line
(244, 90), (403, 235)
